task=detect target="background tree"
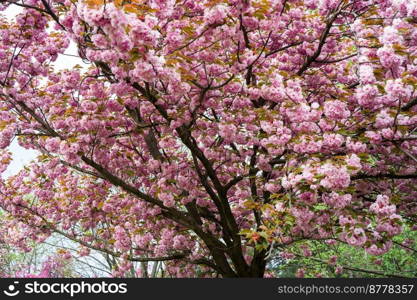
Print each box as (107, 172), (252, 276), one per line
(272, 224), (417, 278)
(0, 0), (416, 277)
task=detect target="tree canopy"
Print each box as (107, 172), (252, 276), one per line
(0, 0), (416, 277)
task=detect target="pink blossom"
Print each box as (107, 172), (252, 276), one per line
(319, 164), (351, 190)
(323, 100), (350, 120)
(323, 192), (352, 209)
(358, 65), (376, 84)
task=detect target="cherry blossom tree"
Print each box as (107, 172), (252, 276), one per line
(0, 0), (417, 277)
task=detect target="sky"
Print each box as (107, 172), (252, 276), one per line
(3, 5), (84, 178)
